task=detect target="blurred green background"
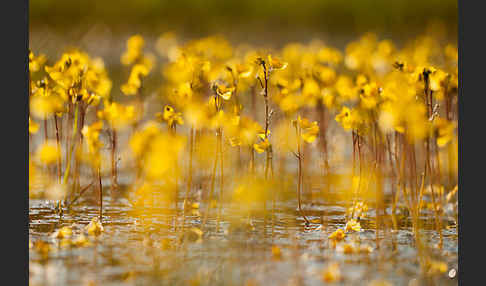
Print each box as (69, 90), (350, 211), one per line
(30, 0), (457, 43)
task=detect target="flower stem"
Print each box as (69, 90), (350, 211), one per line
(62, 102), (79, 185)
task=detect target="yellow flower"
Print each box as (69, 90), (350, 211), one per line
(183, 102), (210, 129)
(360, 82), (380, 109)
(278, 94), (304, 114)
(337, 243), (356, 254)
(162, 105), (176, 121)
(33, 240), (51, 260)
(29, 50), (47, 73)
(129, 122), (186, 180)
(322, 263), (341, 283)
(85, 217), (104, 236)
(51, 226), (73, 239)
(335, 75), (358, 102)
(271, 245), (282, 260)
(129, 122), (161, 157)
(29, 117), (39, 134)
(321, 89), (336, 109)
(257, 129), (271, 140)
(302, 78), (320, 99)
(297, 116), (319, 143)
(30, 93), (65, 119)
(316, 66), (337, 86)
(157, 105), (184, 126)
(121, 35), (145, 66)
(328, 228), (345, 241)
(98, 102), (138, 130)
(253, 138), (270, 154)
(170, 82), (194, 106)
(235, 63), (253, 78)
(44, 52), (83, 89)
(121, 64), (150, 96)
(335, 106), (360, 131)
(344, 219), (361, 232)
(82, 121), (103, 155)
(318, 47), (342, 65)
(267, 55), (288, 70)
(215, 83), (235, 100)
(226, 116), (265, 147)
(86, 93), (101, 106)
(84, 58), (112, 100)
(429, 68), (448, 93)
(425, 260), (448, 275)
(72, 234), (91, 247)
(37, 141), (61, 165)
(45, 50), (111, 102)
(433, 117), (455, 147)
(356, 74), (368, 87)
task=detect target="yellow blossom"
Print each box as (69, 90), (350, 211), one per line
(296, 116), (319, 143)
(29, 50), (47, 73)
(253, 138), (270, 154)
(425, 260), (448, 275)
(302, 78), (320, 99)
(30, 93), (65, 119)
(316, 66), (337, 86)
(322, 263), (341, 283)
(121, 35), (145, 66)
(29, 117), (39, 134)
(121, 63), (150, 95)
(51, 226), (73, 239)
(267, 55), (288, 70)
(215, 83), (235, 100)
(271, 245), (282, 260)
(37, 141), (61, 165)
(157, 105), (184, 127)
(335, 106), (360, 131)
(72, 234), (91, 247)
(98, 102), (138, 130)
(328, 228), (345, 241)
(85, 217), (104, 236)
(360, 82), (380, 109)
(33, 240), (51, 260)
(82, 121), (103, 155)
(235, 63), (253, 78)
(433, 117), (455, 147)
(344, 219), (361, 232)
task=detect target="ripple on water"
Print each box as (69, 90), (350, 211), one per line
(29, 197), (457, 286)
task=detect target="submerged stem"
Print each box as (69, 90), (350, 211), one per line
(98, 166), (103, 222)
(296, 124), (310, 226)
(111, 128), (118, 197)
(54, 115), (62, 184)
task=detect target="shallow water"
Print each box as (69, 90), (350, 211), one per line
(29, 188), (458, 286)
